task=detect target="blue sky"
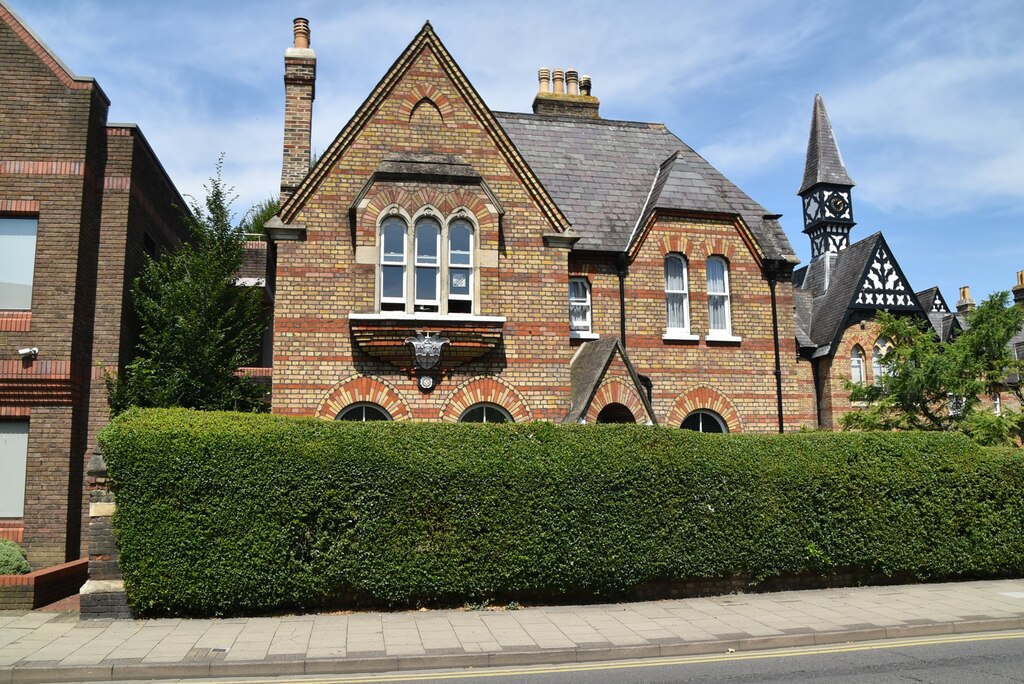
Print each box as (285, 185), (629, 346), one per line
(10, 0), (1024, 303)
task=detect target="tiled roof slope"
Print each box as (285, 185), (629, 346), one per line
(495, 112), (796, 261)
(798, 94), (854, 195)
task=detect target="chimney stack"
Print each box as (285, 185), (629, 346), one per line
(532, 66), (600, 119)
(957, 285), (975, 314)
(1013, 270), (1024, 308)
(280, 17), (316, 203)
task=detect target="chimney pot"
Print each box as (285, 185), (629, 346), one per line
(580, 75), (592, 96)
(537, 67), (551, 94)
(566, 69), (579, 96)
(552, 68), (565, 95)
(1013, 270), (1024, 308)
(957, 285), (976, 314)
(1017, 270), (1024, 287)
(293, 17), (310, 49)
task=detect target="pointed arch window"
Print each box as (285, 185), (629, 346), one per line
(380, 216), (407, 312)
(850, 345), (865, 384)
(872, 338), (890, 385)
(414, 218), (441, 312)
(448, 219), (473, 314)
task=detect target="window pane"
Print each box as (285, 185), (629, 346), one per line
(382, 265), (404, 299)
(460, 404), (510, 423)
(0, 218), (37, 309)
(667, 293), (687, 329)
(450, 267), (471, 297)
(0, 421), (28, 517)
(665, 256), (685, 291)
(851, 347), (865, 383)
(337, 404), (391, 421)
(707, 258), (726, 294)
(382, 218), (406, 263)
(449, 222), (472, 266)
(416, 266), (438, 302)
(708, 295), (727, 331)
(415, 220), (439, 265)
(569, 279), (588, 302)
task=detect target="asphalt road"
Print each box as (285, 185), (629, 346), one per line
(209, 631), (1024, 684)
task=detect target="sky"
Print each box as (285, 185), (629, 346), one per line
(9, 0), (1024, 303)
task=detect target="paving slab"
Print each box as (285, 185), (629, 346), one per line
(1, 578), (1024, 681)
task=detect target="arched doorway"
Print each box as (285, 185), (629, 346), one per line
(596, 403), (636, 424)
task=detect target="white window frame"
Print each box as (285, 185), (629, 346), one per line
(459, 403), (513, 423)
(705, 256), (739, 341)
(377, 208), (479, 316)
(851, 345), (865, 384)
(663, 253), (697, 341)
(379, 215), (408, 311)
(336, 402), (393, 422)
(872, 339), (890, 385)
(569, 277), (597, 339)
(0, 217), (38, 311)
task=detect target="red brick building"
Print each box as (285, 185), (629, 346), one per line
(265, 20), (819, 431)
(0, 1), (187, 568)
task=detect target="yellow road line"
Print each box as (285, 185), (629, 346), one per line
(208, 630), (1024, 683)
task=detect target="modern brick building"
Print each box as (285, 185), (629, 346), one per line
(264, 19), (821, 431)
(0, 1), (187, 568)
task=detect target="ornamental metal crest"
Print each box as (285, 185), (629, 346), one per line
(405, 331), (450, 370)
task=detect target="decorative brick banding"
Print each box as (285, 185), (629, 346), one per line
(585, 377), (648, 424)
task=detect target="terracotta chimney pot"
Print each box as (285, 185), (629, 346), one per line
(957, 285), (976, 314)
(293, 18), (310, 49)
(552, 68), (565, 95)
(566, 69), (579, 96)
(537, 67), (551, 93)
(580, 75), (592, 96)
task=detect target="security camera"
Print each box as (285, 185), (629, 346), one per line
(18, 347), (38, 358)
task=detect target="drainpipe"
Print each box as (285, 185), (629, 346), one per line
(616, 252), (628, 346)
(765, 261), (786, 434)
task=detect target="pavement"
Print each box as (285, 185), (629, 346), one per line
(2, 578), (1024, 683)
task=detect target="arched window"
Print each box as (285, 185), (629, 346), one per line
(336, 403), (392, 422)
(379, 216), (407, 312)
(414, 218), (441, 312)
(850, 345), (865, 384)
(378, 210), (478, 315)
(706, 257), (732, 337)
(448, 219), (473, 314)
(681, 410), (727, 433)
(459, 403), (512, 423)
(872, 338), (890, 385)
(664, 254), (689, 334)
(596, 403), (636, 424)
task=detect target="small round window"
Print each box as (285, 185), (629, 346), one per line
(680, 410), (727, 433)
(336, 403), (392, 422)
(459, 403), (512, 423)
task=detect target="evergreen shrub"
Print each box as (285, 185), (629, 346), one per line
(100, 408), (1024, 616)
(0, 539), (30, 575)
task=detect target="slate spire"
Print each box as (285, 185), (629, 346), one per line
(798, 94), (856, 260)
(799, 94), (854, 195)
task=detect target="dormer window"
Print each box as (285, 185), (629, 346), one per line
(377, 209), (478, 315)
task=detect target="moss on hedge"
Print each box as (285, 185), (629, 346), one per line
(99, 408), (1024, 616)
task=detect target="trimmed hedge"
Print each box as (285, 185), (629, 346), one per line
(100, 408), (1024, 616)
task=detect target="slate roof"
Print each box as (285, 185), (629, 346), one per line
(798, 94), (855, 195)
(563, 337), (655, 424)
(495, 112), (797, 261)
(916, 287), (959, 342)
(915, 287), (942, 313)
(793, 233), (880, 352)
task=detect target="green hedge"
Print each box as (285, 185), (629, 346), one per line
(100, 408), (1024, 616)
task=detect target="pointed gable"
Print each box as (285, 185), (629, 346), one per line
(278, 22), (569, 234)
(852, 237), (919, 309)
(915, 286), (950, 314)
(798, 94), (854, 195)
(563, 338), (656, 424)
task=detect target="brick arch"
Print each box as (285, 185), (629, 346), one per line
(409, 98), (443, 127)
(666, 384), (742, 432)
(440, 375), (531, 422)
(316, 374), (411, 421)
(397, 84), (455, 123)
(660, 235), (697, 257)
(704, 238), (737, 261)
(586, 377), (648, 424)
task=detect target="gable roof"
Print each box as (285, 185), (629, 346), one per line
(793, 232), (924, 354)
(495, 112), (797, 261)
(915, 286), (950, 314)
(916, 287), (960, 342)
(563, 337), (656, 424)
(798, 94), (854, 195)
(278, 23), (569, 234)
(0, 0), (107, 102)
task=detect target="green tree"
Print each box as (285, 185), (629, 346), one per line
(108, 160), (270, 413)
(238, 195), (279, 239)
(842, 292), (1024, 444)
